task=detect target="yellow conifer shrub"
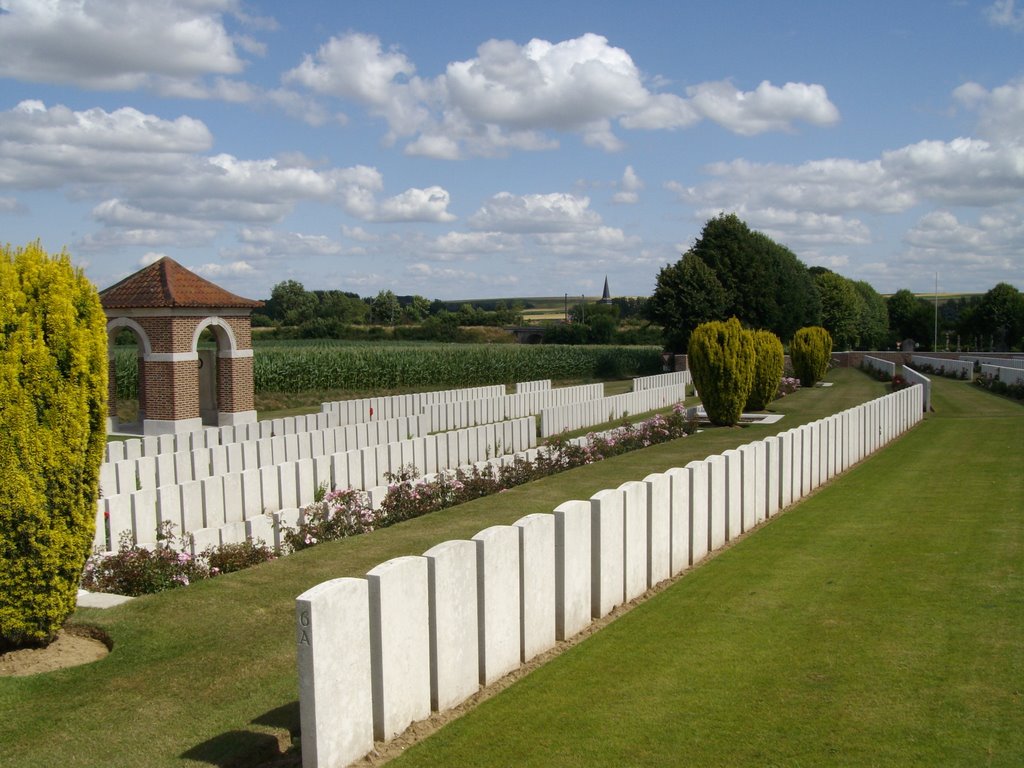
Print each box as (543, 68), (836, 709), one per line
(688, 317), (755, 426)
(790, 326), (833, 387)
(0, 242), (108, 647)
(746, 329), (785, 411)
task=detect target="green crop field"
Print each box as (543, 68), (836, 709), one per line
(110, 341), (663, 399)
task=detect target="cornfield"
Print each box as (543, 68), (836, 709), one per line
(111, 342), (662, 398)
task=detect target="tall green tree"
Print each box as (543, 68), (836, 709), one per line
(814, 270), (864, 350)
(267, 279), (317, 326)
(886, 289), (933, 347)
(852, 280), (889, 350)
(647, 252), (728, 352)
(371, 290), (401, 326)
(686, 213), (819, 340)
(973, 283), (1024, 350)
(1, 242), (108, 647)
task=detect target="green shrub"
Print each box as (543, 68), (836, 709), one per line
(0, 242), (108, 647)
(746, 329), (785, 411)
(687, 318), (755, 426)
(790, 326), (833, 387)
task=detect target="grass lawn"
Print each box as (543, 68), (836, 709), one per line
(390, 375), (1024, 767)
(3, 369), (1018, 766)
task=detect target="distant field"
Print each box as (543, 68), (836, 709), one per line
(110, 341), (663, 398)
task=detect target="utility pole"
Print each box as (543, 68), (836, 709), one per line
(933, 272), (939, 352)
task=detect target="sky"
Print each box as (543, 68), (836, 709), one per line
(1, 0), (1022, 302)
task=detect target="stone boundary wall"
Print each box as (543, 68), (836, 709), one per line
(632, 371), (690, 391)
(900, 366), (932, 412)
(94, 417), (537, 553)
(964, 355), (1024, 370)
(981, 363), (1024, 386)
(861, 355), (896, 378)
(539, 381), (689, 438)
(295, 385), (924, 768)
(910, 355), (974, 379)
(320, 385), (506, 425)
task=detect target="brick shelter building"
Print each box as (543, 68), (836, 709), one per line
(100, 257), (262, 435)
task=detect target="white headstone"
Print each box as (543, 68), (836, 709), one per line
(514, 513), (556, 662)
(367, 556), (431, 741)
(422, 539), (479, 711)
(590, 488), (625, 618)
(472, 525), (522, 686)
(296, 578), (374, 768)
(553, 500), (591, 640)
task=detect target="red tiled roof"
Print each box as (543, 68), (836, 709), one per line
(100, 257), (262, 309)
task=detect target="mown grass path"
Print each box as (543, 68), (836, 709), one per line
(391, 376), (1024, 767)
(3, 370), (1018, 767)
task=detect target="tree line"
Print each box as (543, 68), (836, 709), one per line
(648, 213), (1024, 353)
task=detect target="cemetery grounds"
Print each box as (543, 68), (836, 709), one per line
(0, 369), (1020, 767)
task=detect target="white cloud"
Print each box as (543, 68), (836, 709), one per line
(719, 207), (872, 247)
(284, 32), (430, 136)
(881, 137), (1024, 206)
(285, 31), (839, 157)
(954, 78), (1024, 143)
(985, 0), (1024, 30)
(468, 192), (602, 233)
(0, 101), (212, 187)
(0, 196), (25, 213)
(373, 186), (457, 223)
(533, 225), (641, 255)
(222, 228), (345, 262)
(683, 80), (840, 135)
(612, 165), (644, 204)
(444, 34), (649, 131)
(407, 261), (520, 288)
(427, 231), (519, 259)
(903, 207), (1024, 273)
(285, 32), (415, 106)
(342, 225), (379, 242)
(671, 157), (913, 215)
(190, 260), (256, 278)
(0, 0), (247, 90)
(139, 252), (167, 267)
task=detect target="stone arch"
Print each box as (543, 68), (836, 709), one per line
(106, 316), (153, 356)
(190, 315), (240, 354)
(105, 317), (154, 429)
(191, 316), (242, 426)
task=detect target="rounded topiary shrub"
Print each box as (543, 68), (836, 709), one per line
(0, 242), (108, 648)
(688, 317), (755, 426)
(790, 326), (833, 387)
(746, 329), (785, 411)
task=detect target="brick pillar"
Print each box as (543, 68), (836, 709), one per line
(217, 355), (255, 413)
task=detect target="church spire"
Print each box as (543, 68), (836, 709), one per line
(599, 275), (612, 304)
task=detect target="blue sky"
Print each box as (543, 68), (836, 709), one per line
(1, 0), (1022, 301)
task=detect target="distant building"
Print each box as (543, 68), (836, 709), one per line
(599, 276), (612, 305)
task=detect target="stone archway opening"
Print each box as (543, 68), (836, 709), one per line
(105, 317), (153, 434)
(197, 326), (218, 426)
